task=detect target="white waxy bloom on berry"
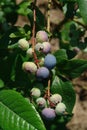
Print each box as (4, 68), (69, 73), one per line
(36, 30), (48, 43)
(55, 102), (66, 115)
(22, 62), (37, 74)
(31, 88), (41, 98)
(42, 42), (51, 54)
(18, 38), (29, 50)
(26, 48), (33, 57)
(50, 94), (62, 105)
(36, 97), (46, 108)
(35, 43), (44, 52)
(41, 108), (56, 120)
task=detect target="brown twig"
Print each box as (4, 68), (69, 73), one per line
(47, 0), (51, 32)
(32, 8), (36, 52)
(44, 87), (55, 108)
(47, 0), (52, 102)
(73, 18), (87, 29)
(47, 79), (51, 97)
(32, 0), (40, 68)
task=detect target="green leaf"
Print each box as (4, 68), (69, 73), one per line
(9, 33), (19, 38)
(17, 1), (32, 16)
(14, 55), (32, 89)
(0, 26), (17, 49)
(57, 59), (87, 78)
(35, 6), (46, 30)
(59, 0), (76, 2)
(54, 49), (68, 63)
(51, 76), (76, 113)
(28, 6), (46, 30)
(0, 79), (4, 88)
(0, 90), (46, 130)
(78, 0), (87, 25)
(66, 49), (77, 59)
(61, 21), (75, 43)
(0, 52), (16, 83)
(9, 26), (31, 39)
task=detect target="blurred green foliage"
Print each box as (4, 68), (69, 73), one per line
(0, 0), (87, 130)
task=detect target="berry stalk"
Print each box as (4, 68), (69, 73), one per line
(47, 0), (51, 32)
(47, 79), (51, 97)
(32, 0), (40, 68)
(47, 0), (52, 101)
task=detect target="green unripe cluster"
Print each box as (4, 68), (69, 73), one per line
(30, 88), (67, 121)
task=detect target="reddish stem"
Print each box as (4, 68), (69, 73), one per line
(46, 0), (52, 104)
(48, 79), (51, 97)
(32, 0), (40, 68)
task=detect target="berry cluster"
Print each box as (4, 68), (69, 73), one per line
(17, 30), (67, 121)
(30, 87), (67, 121)
(18, 30), (57, 80)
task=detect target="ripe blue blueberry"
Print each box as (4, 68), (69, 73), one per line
(36, 30), (48, 43)
(44, 54), (57, 69)
(36, 67), (50, 79)
(41, 108), (56, 120)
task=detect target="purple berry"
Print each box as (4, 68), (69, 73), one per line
(41, 108), (56, 120)
(44, 54), (57, 69)
(36, 31), (48, 43)
(36, 67), (50, 79)
(73, 47), (80, 54)
(42, 42), (51, 54)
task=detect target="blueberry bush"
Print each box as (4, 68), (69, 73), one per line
(0, 0), (87, 130)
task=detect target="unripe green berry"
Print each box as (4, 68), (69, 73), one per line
(26, 48), (33, 57)
(36, 97), (46, 108)
(50, 94), (62, 105)
(22, 62), (37, 74)
(55, 102), (66, 115)
(39, 58), (44, 66)
(18, 38), (29, 50)
(31, 88), (41, 98)
(35, 43), (44, 52)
